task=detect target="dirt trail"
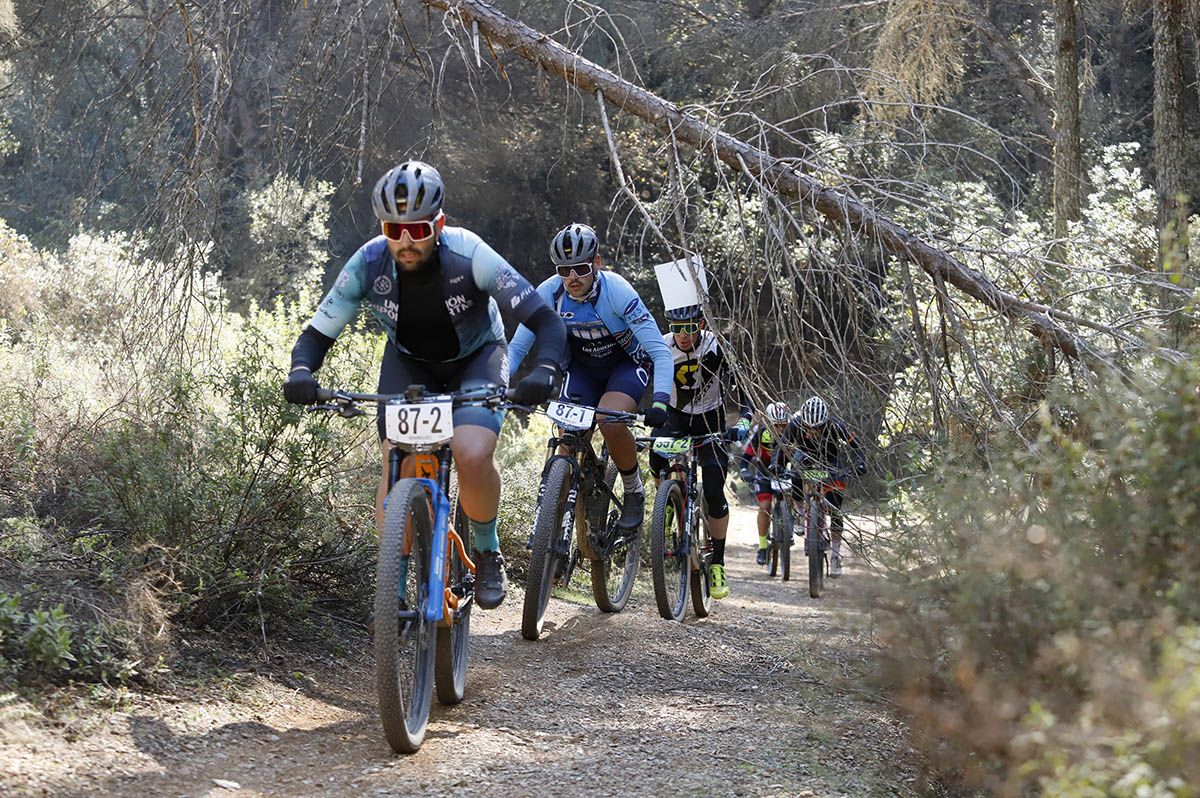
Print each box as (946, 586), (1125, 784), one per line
(2, 499), (921, 797)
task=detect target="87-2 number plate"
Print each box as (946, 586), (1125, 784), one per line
(385, 400), (454, 445)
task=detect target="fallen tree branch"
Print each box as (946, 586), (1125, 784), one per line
(421, 0), (1181, 370)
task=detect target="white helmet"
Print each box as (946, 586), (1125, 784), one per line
(800, 396), (829, 427)
(766, 402), (790, 424)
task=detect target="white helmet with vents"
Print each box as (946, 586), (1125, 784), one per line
(766, 402), (790, 424)
(799, 396), (829, 427)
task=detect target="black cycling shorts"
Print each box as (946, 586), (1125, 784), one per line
(375, 341), (508, 439)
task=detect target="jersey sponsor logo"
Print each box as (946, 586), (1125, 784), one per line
(493, 267), (519, 292)
(382, 299), (399, 321)
(509, 285), (534, 309)
(674, 362), (699, 388)
(445, 294), (473, 315)
(335, 271), (352, 291)
(449, 274), (466, 284)
(559, 311), (575, 319)
(510, 285), (534, 309)
(373, 275), (393, 295)
(623, 297), (647, 318)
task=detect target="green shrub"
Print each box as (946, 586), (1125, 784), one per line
(21, 605), (74, 675)
(880, 357), (1200, 794)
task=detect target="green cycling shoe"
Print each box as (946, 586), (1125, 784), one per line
(709, 563), (730, 600)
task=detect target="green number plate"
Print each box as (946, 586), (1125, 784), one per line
(652, 437), (690, 455)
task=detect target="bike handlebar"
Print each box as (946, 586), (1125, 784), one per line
(310, 383), (514, 410)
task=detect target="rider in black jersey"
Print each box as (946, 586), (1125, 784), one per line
(282, 161), (567, 609)
(776, 396), (866, 578)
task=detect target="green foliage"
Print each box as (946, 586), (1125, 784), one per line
(494, 413), (555, 575)
(21, 605), (75, 675)
(229, 175), (338, 304)
(881, 357), (1200, 793)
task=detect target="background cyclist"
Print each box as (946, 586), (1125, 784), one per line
(741, 401), (791, 565)
(647, 304), (751, 600)
(777, 396), (867, 578)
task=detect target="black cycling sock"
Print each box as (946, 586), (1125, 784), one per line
(711, 537), (726, 566)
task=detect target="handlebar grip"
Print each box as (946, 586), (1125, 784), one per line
(314, 387), (335, 402)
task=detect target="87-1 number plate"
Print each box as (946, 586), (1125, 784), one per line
(546, 401), (595, 431)
(385, 400), (454, 445)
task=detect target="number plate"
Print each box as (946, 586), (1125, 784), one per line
(651, 437), (690, 455)
(771, 479), (791, 491)
(802, 469), (831, 481)
(546, 401), (595, 430)
(385, 399), (454, 445)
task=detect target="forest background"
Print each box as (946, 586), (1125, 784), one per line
(1, 1), (1199, 794)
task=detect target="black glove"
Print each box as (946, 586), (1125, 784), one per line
(509, 362), (560, 407)
(283, 367), (318, 405)
(855, 455), (867, 476)
(643, 401), (669, 429)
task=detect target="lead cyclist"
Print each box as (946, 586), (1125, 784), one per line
(282, 161), (567, 610)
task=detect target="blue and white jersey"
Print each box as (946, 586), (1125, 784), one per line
(508, 271), (673, 403)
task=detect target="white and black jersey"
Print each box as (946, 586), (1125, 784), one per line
(665, 329), (731, 416)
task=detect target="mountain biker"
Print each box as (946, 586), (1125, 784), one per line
(509, 223), (673, 531)
(646, 304), (751, 601)
(741, 401), (791, 565)
(282, 161), (567, 610)
(777, 396), (866, 578)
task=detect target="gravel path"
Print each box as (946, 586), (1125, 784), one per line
(2, 499), (922, 797)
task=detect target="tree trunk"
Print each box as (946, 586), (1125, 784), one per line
(418, 0), (1165, 369)
(1152, 0), (1192, 339)
(969, 9), (1054, 141)
(1052, 0), (1083, 244)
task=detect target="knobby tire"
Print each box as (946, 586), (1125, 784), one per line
(375, 479), (436, 754)
(522, 458), (572, 641)
(649, 479), (688, 621)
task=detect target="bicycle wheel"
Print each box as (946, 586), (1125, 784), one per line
(591, 460), (639, 612)
(375, 479), (436, 754)
(779, 501), (792, 582)
(435, 499), (471, 704)
(689, 519), (713, 619)
(807, 500), (824, 599)
(522, 458), (572, 641)
(768, 501), (783, 578)
(649, 479), (688, 621)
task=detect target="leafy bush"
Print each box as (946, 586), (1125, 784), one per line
(880, 356), (1200, 794)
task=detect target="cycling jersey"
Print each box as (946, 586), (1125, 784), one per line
(743, 424), (778, 466)
(665, 329), (740, 416)
(508, 270), (673, 403)
(778, 414), (863, 475)
(309, 227), (548, 362)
